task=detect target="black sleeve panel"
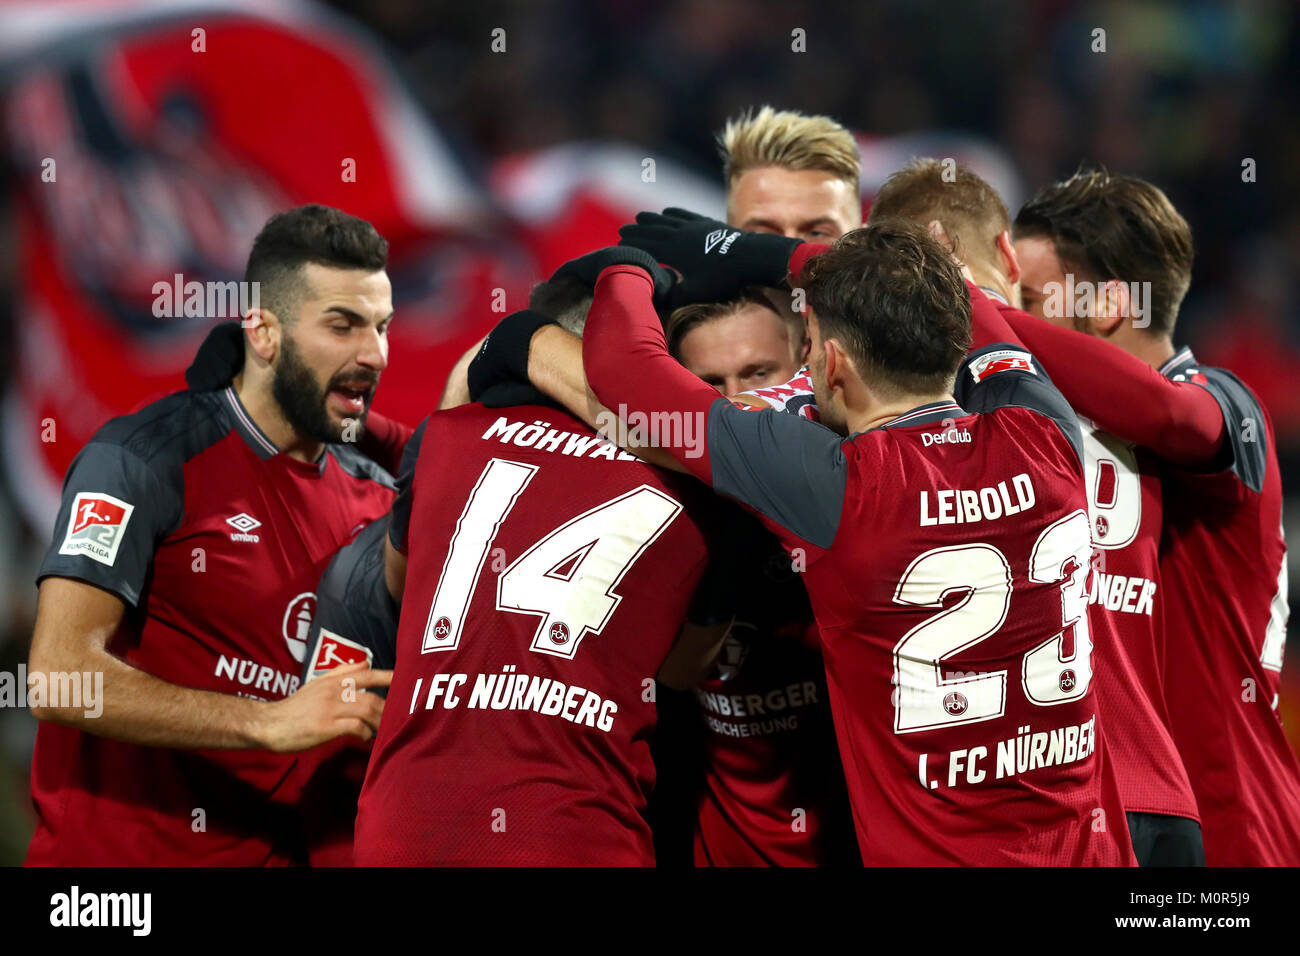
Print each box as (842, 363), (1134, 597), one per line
(34, 391), (224, 606)
(955, 343), (1084, 467)
(303, 519), (399, 688)
(1194, 367), (1268, 493)
(705, 400), (848, 551)
(388, 417), (428, 554)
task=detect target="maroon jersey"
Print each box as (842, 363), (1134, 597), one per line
(1156, 349), (1300, 864)
(355, 403), (712, 865)
(1075, 421), (1199, 821)
(693, 620), (857, 866)
(584, 265), (1135, 865)
(28, 386), (394, 865)
(689, 471), (854, 868)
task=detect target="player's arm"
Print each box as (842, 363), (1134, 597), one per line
(437, 336), (484, 410)
(382, 416), (427, 602)
(468, 306), (690, 471)
(584, 261), (849, 554)
(617, 207), (827, 307)
(301, 519), (399, 694)
(29, 442), (390, 751)
(356, 410), (415, 475)
(27, 578), (389, 750)
(997, 303), (1227, 469)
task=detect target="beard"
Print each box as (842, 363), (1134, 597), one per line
(272, 334), (378, 445)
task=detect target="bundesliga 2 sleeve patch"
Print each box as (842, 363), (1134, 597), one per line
(58, 492), (135, 566)
(305, 628), (374, 682)
(968, 349), (1037, 383)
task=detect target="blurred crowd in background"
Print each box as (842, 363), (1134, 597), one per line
(0, 0), (1297, 862)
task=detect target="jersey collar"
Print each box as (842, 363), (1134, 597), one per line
(883, 400), (967, 429)
(977, 286), (1009, 305)
(1159, 345), (1197, 380)
(222, 387), (332, 474)
(222, 386), (280, 459)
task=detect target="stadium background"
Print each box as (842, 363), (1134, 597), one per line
(0, 0), (1297, 863)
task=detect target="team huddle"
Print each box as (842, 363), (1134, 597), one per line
(23, 107), (1300, 866)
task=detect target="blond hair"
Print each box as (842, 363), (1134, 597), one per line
(719, 106), (860, 191)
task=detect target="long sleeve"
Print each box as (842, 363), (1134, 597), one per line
(999, 307), (1226, 468)
(584, 263), (850, 554)
(967, 283), (1024, 350)
(584, 265), (725, 483)
(358, 410), (416, 477)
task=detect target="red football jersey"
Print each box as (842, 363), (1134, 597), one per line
(793, 398), (1131, 865)
(1076, 421), (1199, 821)
(355, 403), (712, 865)
(583, 267), (1134, 865)
(688, 476), (854, 867)
(28, 386), (394, 865)
(693, 620), (858, 866)
(1156, 350), (1300, 864)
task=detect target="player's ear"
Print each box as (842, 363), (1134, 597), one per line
(995, 230), (1021, 287)
(242, 307), (281, 364)
(1091, 280), (1129, 337)
(823, 338), (846, 391)
(926, 220), (955, 254)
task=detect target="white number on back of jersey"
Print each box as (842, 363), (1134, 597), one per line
(1261, 521), (1288, 680)
(1023, 510), (1094, 705)
(498, 485), (682, 659)
(1080, 423), (1142, 549)
(892, 545), (1011, 732)
(892, 510), (1095, 732)
(423, 458), (681, 659)
(424, 459), (538, 652)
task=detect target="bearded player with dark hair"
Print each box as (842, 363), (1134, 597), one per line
(26, 204), (397, 865)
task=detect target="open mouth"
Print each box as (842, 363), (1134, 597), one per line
(328, 382), (373, 416)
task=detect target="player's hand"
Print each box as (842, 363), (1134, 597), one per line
(549, 245), (676, 305)
(467, 309), (557, 401)
(185, 321), (245, 391)
(618, 208), (803, 306)
(256, 662), (392, 752)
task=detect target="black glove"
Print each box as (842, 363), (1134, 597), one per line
(467, 309), (557, 402)
(549, 245), (676, 305)
(618, 207), (803, 306)
(185, 321), (245, 391)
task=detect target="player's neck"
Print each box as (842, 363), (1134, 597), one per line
(848, 392), (956, 434)
(231, 370), (327, 464)
(1108, 325), (1177, 370)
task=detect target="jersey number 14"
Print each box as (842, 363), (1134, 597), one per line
(421, 458), (682, 660)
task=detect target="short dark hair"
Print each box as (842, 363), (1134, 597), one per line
(803, 220), (972, 396)
(528, 275), (594, 335)
(869, 158), (1009, 270)
(1013, 169), (1193, 336)
(244, 204), (389, 324)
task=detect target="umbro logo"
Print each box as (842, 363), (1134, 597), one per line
(704, 228), (740, 255)
(226, 512), (261, 543)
